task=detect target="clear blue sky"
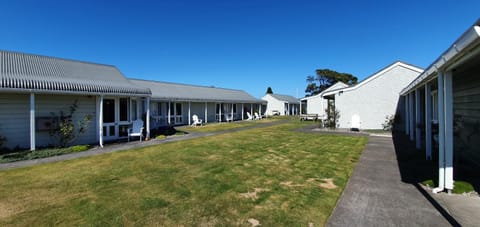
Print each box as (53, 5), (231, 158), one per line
(1, 0), (478, 98)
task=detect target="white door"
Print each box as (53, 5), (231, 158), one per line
(102, 98), (117, 140)
(103, 97), (131, 141)
(351, 114), (361, 129)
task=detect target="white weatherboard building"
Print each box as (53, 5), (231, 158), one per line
(300, 82), (348, 119)
(0, 50), (264, 150)
(322, 61), (423, 130)
(401, 19), (480, 193)
(262, 93), (300, 116)
(130, 79), (266, 128)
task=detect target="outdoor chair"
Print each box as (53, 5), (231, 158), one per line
(128, 119), (144, 142)
(246, 112), (253, 120)
(254, 112), (262, 120)
(191, 114), (203, 127)
(224, 113), (233, 122)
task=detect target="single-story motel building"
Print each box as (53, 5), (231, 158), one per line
(262, 93), (300, 116)
(301, 19), (480, 193)
(401, 20), (480, 192)
(0, 50), (265, 151)
(321, 61), (423, 129)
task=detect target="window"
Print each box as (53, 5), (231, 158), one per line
(233, 104), (237, 113)
(119, 98), (129, 122)
(131, 99), (137, 120)
(103, 99), (115, 123)
(176, 103), (182, 115)
(169, 102), (175, 116)
(157, 102), (162, 116)
(431, 91), (438, 121)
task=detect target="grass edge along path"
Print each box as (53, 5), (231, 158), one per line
(0, 121), (368, 226)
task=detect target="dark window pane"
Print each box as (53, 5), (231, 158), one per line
(109, 126), (115, 136)
(176, 103), (182, 115)
(120, 98), (128, 121)
(103, 99), (115, 123)
(169, 102), (175, 115)
(119, 125), (129, 137)
(157, 102), (162, 116)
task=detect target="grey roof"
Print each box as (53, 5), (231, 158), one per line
(0, 50), (151, 96)
(270, 94), (300, 104)
(130, 79), (265, 103)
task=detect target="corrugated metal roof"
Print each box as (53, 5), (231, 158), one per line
(130, 78), (265, 103)
(0, 50), (151, 96)
(269, 94), (300, 104)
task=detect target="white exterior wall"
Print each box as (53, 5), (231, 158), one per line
(36, 95), (96, 147)
(302, 82), (348, 119)
(0, 94), (30, 149)
(305, 95), (327, 118)
(262, 94), (285, 116)
(0, 94), (96, 149)
(335, 65), (420, 129)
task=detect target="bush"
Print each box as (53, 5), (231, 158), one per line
(0, 145), (90, 163)
(324, 107), (340, 129)
(382, 115), (395, 131)
(49, 100), (92, 147)
(155, 135), (166, 140)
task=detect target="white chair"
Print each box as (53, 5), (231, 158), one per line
(246, 112), (253, 120)
(191, 114), (203, 127)
(224, 113), (233, 122)
(128, 119), (144, 142)
(254, 112), (262, 120)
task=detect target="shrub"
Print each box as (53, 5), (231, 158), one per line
(382, 115), (395, 131)
(156, 135), (167, 140)
(71, 145), (90, 152)
(0, 145), (90, 163)
(324, 107), (340, 129)
(49, 100), (92, 147)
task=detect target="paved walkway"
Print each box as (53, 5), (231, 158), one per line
(327, 135), (479, 227)
(0, 120), (287, 171)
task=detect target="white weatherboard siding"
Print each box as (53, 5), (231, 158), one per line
(302, 82), (348, 118)
(35, 95), (97, 147)
(0, 94), (96, 149)
(452, 59), (480, 168)
(262, 95), (285, 116)
(335, 64), (420, 129)
(305, 95), (326, 116)
(0, 94), (30, 148)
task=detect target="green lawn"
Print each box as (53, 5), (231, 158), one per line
(0, 120), (368, 226)
(182, 117), (282, 133)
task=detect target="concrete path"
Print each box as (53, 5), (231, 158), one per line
(327, 136), (455, 227)
(0, 120), (287, 171)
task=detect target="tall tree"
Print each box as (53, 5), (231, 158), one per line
(305, 69), (357, 96)
(266, 87), (273, 94)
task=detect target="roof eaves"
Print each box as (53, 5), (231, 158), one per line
(400, 21), (480, 95)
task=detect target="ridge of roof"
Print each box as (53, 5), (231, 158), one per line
(0, 50), (151, 95)
(323, 61), (423, 96)
(128, 78), (248, 93)
(0, 49), (116, 68)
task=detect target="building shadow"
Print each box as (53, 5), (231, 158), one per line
(391, 130), (463, 226)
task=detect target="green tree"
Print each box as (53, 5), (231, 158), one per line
(305, 69), (357, 96)
(266, 87), (273, 94)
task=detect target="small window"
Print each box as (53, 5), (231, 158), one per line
(157, 102), (162, 116)
(431, 91), (438, 121)
(119, 98), (129, 121)
(131, 99), (137, 120)
(176, 103), (182, 115)
(169, 102), (175, 115)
